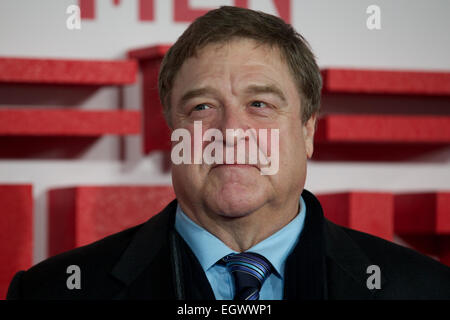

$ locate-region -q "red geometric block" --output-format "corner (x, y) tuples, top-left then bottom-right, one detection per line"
(315, 115), (450, 144)
(317, 192), (394, 241)
(48, 186), (175, 256)
(80, 0), (155, 21)
(139, 0), (155, 21)
(321, 68), (450, 96)
(438, 238), (450, 266)
(0, 184), (33, 299)
(394, 192), (450, 235)
(0, 57), (137, 85)
(128, 45), (172, 154)
(173, 0), (211, 22)
(79, 0), (95, 19)
(0, 109), (141, 136)
(394, 192), (450, 267)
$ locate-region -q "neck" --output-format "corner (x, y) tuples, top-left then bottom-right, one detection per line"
(179, 197), (300, 252)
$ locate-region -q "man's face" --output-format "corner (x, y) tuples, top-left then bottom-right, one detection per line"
(170, 38), (316, 220)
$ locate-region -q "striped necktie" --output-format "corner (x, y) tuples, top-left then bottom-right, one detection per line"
(222, 252), (273, 300)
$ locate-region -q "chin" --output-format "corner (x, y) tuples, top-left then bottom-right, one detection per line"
(207, 183), (268, 218)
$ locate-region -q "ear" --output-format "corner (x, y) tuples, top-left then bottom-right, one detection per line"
(164, 107), (174, 130)
(302, 113), (317, 159)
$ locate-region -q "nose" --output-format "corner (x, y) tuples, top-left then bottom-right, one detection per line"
(218, 106), (250, 147)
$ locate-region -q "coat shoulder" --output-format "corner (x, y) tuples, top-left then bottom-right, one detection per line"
(7, 200), (177, 300)
(326, 220), (450, 299)
(7, 223), (141, 299)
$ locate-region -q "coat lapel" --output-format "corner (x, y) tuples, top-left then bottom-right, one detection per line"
(176, 232), (216, 300)
(324, 219), (388, 299)
(284, 189), (388, 300)
(283, 189), (327, 299)
(109, 200), (176, 299)
(109, 199), (214, 299)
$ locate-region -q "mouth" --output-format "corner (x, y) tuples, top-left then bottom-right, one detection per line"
(211, 164), (260, 170)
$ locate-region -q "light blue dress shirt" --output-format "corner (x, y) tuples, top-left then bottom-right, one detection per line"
(174, 196), (306, 300)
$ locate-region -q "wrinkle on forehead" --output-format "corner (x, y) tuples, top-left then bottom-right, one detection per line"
(195, 37), (280, 58)
(171, 37), (301, 115)
(176, 39), (287, 87)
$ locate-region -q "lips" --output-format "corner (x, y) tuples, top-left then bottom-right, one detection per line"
(211, 163), (260, 170)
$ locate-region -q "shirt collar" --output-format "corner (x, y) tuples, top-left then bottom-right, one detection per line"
(175, 196), (306, 279)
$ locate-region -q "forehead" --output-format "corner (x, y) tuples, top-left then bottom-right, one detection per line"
(196, 38), (282, 63)
(172, 38), (298, 100)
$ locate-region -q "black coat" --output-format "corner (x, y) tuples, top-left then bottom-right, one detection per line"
(7, 190), (450, 300)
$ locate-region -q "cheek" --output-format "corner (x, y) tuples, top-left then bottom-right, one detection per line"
(171, 123), (209, 165)
(280, 125), (306, 165)
(172, 163), (205, 195)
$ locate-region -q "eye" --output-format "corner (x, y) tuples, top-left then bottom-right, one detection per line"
(250, 101), (267, 108)
(193, 104), (211, 111)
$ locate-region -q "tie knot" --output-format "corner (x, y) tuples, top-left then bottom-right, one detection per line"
(222, 252), (273, 300)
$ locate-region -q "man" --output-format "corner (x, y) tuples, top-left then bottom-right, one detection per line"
(7, 6), (450, 300)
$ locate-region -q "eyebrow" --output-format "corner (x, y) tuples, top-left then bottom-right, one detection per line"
(244, 84), (287, 103)
(178, 86), (220, 108)
(178, 84), (287, 108)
